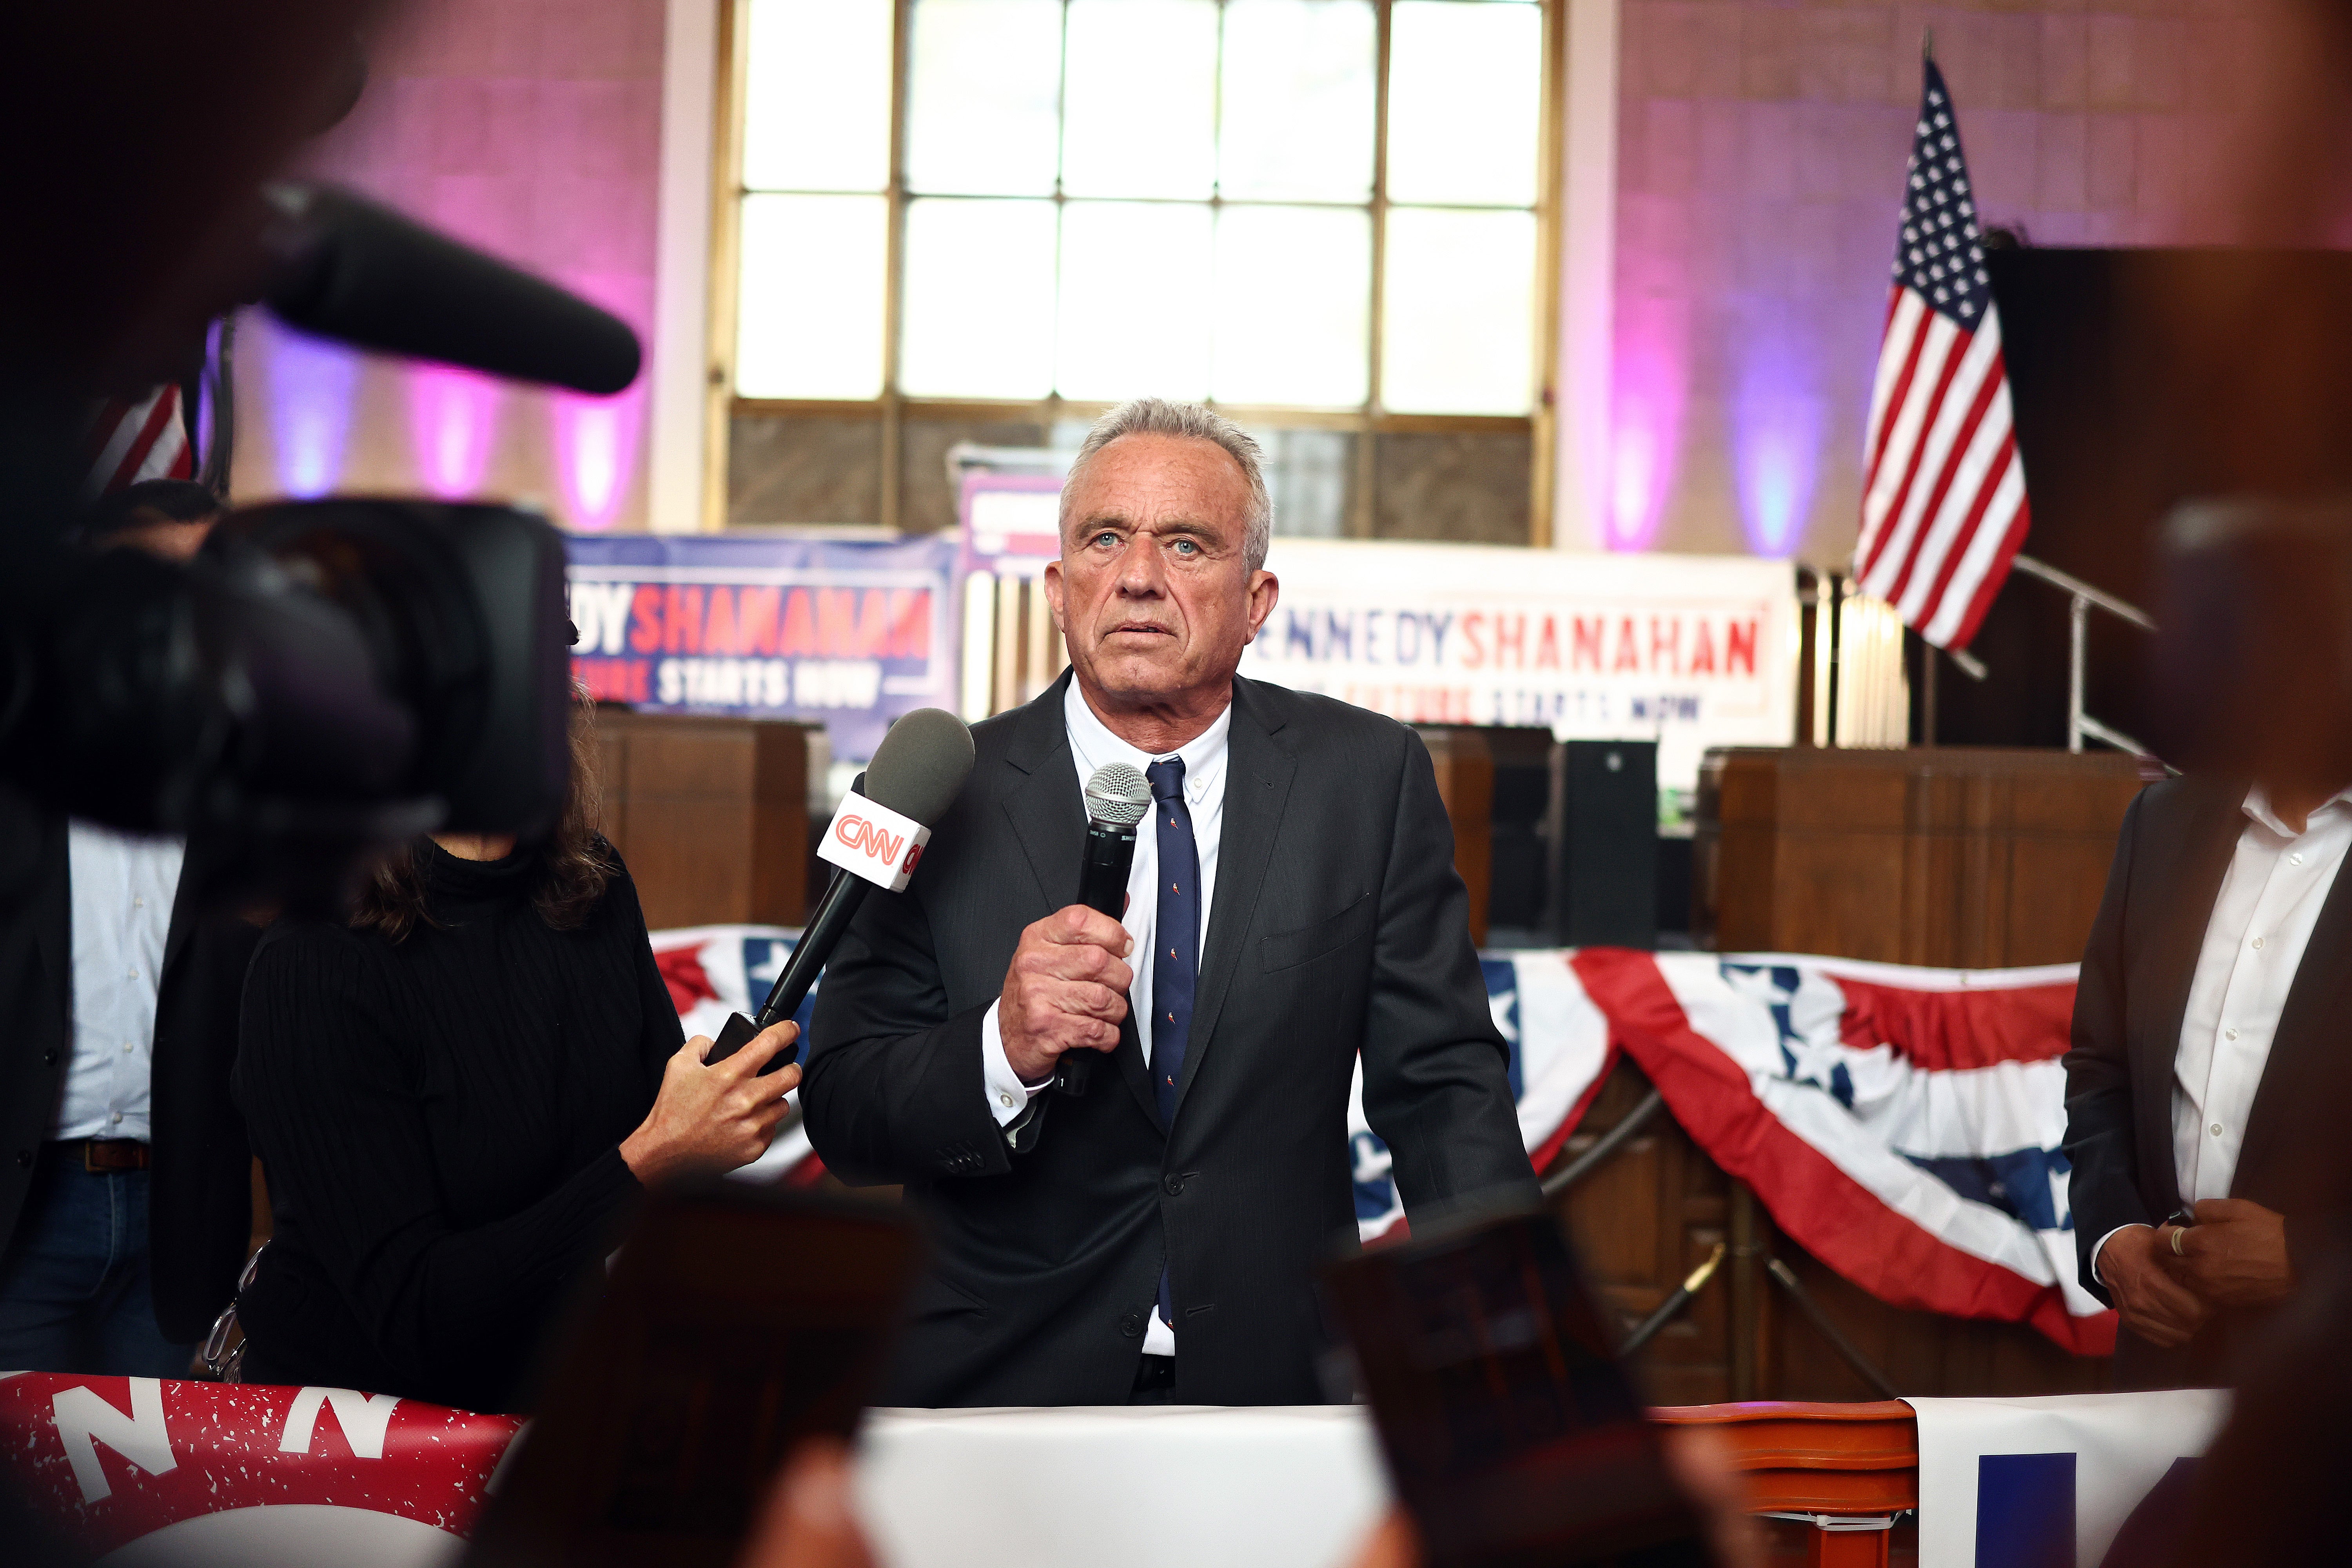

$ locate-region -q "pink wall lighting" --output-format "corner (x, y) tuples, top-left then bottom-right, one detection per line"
(555, 386), (644, 530)
(408, 367), (500, 499)
(1607, 309), (1686, 552)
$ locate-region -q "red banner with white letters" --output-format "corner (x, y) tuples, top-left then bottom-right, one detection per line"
(0, 1374), (518, 1562)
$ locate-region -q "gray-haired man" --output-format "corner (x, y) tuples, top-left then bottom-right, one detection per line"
(805, 398), (1538, 1406)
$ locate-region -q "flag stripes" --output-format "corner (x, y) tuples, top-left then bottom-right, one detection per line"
(1856, 60), (2031, 653)
(84, 383), (193, 499)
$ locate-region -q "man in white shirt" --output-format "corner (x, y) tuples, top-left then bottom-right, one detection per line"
(2064, 773), (2352, 1388)
(805, 399), (1538, 1405)
(0, 480), (260, 1376)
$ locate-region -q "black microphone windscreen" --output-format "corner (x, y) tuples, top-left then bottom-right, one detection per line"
(863, 708), (975, 827)
(262, 184), (642, 395)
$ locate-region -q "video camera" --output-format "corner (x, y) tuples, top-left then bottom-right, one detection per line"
(0, 179), (639, 908)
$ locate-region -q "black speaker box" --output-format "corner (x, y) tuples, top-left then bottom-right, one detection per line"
(1548, 740), (1657, 949)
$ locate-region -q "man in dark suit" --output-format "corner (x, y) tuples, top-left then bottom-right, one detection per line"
(0, 480), (263, 1373)
(2064, 770), (2352, 1389)
(805, 398), (1539, 1407)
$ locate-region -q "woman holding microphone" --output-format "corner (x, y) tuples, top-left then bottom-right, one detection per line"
(229, 711), (795, 1412)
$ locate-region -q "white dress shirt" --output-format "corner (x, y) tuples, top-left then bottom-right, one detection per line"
(978, 679), (1231, 1356)
(2091, 784), (2352, 1281)
(53, 821), (185, 1143)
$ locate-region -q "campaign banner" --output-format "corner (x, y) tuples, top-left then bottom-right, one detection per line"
(565, 534), (959, 763)
(1239, 541), (1799, 790)
(0, 1372), (519, 1564)
(1907, 1390), (2230, 1568)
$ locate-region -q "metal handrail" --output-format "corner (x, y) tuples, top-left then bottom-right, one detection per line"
(2008, 553), (2157, 756)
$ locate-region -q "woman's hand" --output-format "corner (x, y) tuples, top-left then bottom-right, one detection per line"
(620, 1020), (800, 1186)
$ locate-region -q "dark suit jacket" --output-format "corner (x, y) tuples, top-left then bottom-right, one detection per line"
(804, 673), (1540, 1406)
(0, 787), (264, 1343)
(2063, 775), (2352, 1389)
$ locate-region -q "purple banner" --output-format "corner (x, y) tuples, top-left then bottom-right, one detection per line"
(565, 533), (960, 762)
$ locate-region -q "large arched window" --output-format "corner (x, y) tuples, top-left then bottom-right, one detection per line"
(712, 0), (1561, 542)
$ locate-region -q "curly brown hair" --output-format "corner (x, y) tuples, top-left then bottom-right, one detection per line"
(351, 694), (617, 943)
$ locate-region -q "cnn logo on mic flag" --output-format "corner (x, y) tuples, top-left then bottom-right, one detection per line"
(819, 791), (932, 893)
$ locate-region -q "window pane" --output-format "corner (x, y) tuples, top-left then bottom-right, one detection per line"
(1062, 0), (1218, 199)
(735, 194), (888, 399)
(1386, 0), (1542, 207)
(906, 0), (1064, 196)
(741, 0), (895, 193)
(1212, 205), (1368, 407)
(1218, 1), (1376, 202)
(1056, 201), (1213, 400)
(1381, 206), (1536, 414)
(900, 198), (1058, 398)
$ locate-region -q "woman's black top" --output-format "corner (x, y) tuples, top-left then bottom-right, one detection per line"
(232, 841), (682, 1412)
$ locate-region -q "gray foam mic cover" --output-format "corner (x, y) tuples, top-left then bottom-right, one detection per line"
(862, 707), (976, 827)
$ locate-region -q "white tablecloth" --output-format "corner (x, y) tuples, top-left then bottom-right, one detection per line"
(1906, 1390), (2232, 1568)
(855, 1406), (1392, 1568)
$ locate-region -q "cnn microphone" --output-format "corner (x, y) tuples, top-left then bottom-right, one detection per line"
(1055, 762), (1152, 1097)
(705, 708), (975, 1071)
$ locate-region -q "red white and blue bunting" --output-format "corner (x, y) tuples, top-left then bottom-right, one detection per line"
(649, 929), (2109, 1354)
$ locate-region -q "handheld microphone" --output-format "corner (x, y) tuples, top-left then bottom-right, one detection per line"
(1055, 762), (1152, 1097)
(705, 708), (975, 1072)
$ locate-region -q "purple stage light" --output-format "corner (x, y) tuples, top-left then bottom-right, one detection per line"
(1733, 376), (1823, 560)
(268, 323), (359, 499)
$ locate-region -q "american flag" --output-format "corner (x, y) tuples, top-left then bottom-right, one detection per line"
(1855, 59), (2029, 652)
(83, 381), (194, 499)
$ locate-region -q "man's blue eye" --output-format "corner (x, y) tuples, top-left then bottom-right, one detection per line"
(1093, 532), (1118, 548)
(1172, 540), (1198, 555)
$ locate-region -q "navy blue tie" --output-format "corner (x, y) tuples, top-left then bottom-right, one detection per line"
(1147, 758), (1199, 1129)
(1147, 758), (1199, 1337)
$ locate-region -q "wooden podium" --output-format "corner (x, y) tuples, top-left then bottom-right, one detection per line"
(1694, 746), (2147, 967)
(1655, 1401), (1919, 1568)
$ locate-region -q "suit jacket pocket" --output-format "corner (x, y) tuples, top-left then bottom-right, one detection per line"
(1261, 892), (1376, 973)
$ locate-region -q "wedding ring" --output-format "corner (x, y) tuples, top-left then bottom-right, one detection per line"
(2170, 1226), (2187, 1256)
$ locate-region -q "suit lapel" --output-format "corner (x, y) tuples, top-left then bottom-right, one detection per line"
(160, 832), (214, 985)
(998, 675), (1083, 919)
(31, 815), (68, 1034)
(1171, 679), (1295, 1125)
(2133, 782), (2243, 1210)
(999, 673), (1156, 1123)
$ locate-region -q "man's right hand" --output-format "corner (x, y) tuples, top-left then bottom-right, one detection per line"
(2101, 1223), (2214, 1349)
(1000, 905), (1134, 1084)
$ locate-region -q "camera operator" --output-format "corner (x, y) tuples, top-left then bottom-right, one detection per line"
(226, 702), (799, 1413)
(0, 479), (261, 1379)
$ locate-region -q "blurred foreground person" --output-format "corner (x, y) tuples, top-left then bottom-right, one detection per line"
(2067, 497), (2352, 1389)
(229, 703), (799, 1411)
(0, 481), (258, 1378)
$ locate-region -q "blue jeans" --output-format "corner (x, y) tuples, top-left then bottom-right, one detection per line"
(0, 1143), (192, 1377)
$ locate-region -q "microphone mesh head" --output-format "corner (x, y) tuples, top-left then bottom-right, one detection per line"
(1083, 763), (1152, 828)
(863, 708), (976, 827)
